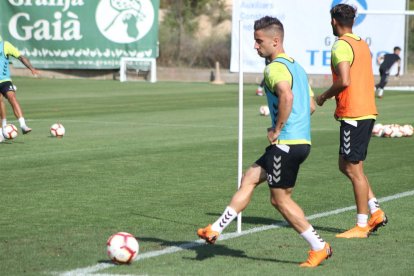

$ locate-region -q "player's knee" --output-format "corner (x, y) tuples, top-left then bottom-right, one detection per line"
(270, 196), (287, 211)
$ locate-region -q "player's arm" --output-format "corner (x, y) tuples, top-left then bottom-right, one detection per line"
(268, 81), (293, 143)
(5, 41), (39, 77)
(316, 62), (350, 106)
(395, 59), (401, 77)
(317, 40), (352, 106)
(376, 55), (384, 65)
(18, 55), (39, 76)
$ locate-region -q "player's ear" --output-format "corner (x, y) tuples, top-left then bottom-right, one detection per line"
(273, 36), (279, 47)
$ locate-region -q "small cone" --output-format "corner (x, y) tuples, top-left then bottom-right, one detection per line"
(211, 61), (225, 85)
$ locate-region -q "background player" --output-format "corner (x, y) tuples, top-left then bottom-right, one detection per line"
(198, 16), (331, 268)
(316, 4), (387, 239)
(375, 46), (401, 98)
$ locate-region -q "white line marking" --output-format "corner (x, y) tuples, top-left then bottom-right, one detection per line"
(56, 189), (414, 276)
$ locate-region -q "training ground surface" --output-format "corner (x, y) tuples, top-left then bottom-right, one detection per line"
(0, 78), (413, 275)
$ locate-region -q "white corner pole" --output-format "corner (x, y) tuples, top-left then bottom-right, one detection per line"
(237, 20), (244, 234)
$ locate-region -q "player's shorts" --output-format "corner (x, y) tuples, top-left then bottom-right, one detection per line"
(0, 81), (16, 97)
(255, 144), (310, 189)
(339, 119), (375, 162)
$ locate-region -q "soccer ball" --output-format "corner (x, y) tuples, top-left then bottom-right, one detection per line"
(50, 123), (65, 137)
(3, 124), (18, 139)
(402, 124), (413, 137)
(107, 232), (139, 264)
(259, 105), (270, 116)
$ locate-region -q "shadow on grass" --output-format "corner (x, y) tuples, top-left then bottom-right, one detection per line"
(206, 213), (345, 233)
(137, 236), (300, 265)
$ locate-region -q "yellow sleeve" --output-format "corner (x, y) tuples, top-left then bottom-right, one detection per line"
(4, 41), (21, 59)
(331, 40), (353, 68)
(264, 62), (292, 92)
(309, 85), (314, 97)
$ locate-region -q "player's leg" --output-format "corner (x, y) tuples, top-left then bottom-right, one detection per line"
(376, 70), (388, 98)
(269, 188), (332, 267)
(266, 144), (331, 267)
(5, 89), (31, 134)
(197, 164), (266, 244)
(256, 78), (265, 96)
(336, 119), (384, 238)
(0, 94), (6, 142)
(367, 176), (388, 232)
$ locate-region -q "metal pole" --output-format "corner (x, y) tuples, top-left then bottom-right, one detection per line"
(237, 20), (244, 234)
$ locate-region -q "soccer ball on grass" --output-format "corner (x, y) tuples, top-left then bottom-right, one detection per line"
(50, 123), (65, 137)
(2, 124), (18, 139)
(107, 232), (139, 264)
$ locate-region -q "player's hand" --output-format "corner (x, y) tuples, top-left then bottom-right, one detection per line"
(31, 69), (40, 77)
(316, 94), (326, 106)
(267, 128), (279, 144)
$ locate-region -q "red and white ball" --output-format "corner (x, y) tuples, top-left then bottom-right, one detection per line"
(2, 124), (18, 139)
(50, 123), (65, 137)
(107, 232), (139, 264)
(372, 123), (384, 137)
(259, 105), (270, 116)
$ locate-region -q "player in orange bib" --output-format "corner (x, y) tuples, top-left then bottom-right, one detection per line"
(316, 4), (387, 239)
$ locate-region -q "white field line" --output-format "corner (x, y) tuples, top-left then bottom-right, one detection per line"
(56, 189), (414, 276)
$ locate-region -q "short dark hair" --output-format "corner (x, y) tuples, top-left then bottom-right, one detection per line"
(330, 4), (356, 28)
(254, 16), (284, 39)
(394, 46), (401, 52)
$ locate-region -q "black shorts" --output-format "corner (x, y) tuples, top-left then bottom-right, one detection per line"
(339, 119), (375, 162)
(0, 81), (16, 97)
(255, 144), (310, 189)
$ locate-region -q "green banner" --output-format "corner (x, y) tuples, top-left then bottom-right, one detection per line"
(0, 0), (159, 69)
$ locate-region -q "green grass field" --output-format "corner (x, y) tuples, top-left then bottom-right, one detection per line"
(0, 78), (413, 275)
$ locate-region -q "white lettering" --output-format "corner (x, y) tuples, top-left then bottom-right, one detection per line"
(33, 20), (52, 40)
(8, 11), (82, 41)
(52, 12), (63, 40)
(9, 13), (32, 40)
(8, 0), (85, 11)
(8, 0), (31, 6)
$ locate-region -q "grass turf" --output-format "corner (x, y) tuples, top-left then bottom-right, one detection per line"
(0, 78), (413, 275)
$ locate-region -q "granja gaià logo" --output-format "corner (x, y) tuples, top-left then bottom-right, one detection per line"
(7, 0), (85, 41)
(95, 0), (155, 44)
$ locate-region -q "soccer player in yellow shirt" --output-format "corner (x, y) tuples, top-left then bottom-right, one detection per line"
(317, 4), (387, 238)
(0, 35), (39, 138)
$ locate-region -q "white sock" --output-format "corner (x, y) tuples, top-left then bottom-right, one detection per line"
(368, 198), (380, 214)
(2, 119), (6, 128)
(300, 226), (326, 251)
(357, 214), (368, 227)
(211, 206), (237, 234)
(377, 88), (384, 97)
(18, 117), (26, 128)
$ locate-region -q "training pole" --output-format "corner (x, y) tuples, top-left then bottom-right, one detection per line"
(237, 20), (244, 233)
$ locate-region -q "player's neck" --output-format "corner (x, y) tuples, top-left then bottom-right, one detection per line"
(337, 27), (353, 38)
(270, 48), (285, 60)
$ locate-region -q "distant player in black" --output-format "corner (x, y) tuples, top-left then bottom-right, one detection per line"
(375, 46), (401, 98)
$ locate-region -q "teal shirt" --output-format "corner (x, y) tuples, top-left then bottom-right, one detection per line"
(264, 56), (311, 144)
(0, 41), (21, 82)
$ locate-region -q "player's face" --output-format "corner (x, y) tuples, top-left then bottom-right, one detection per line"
(254, 29), (275, 59)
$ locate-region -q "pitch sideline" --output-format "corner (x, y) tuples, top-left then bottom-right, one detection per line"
(56, 189), (414, 276)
